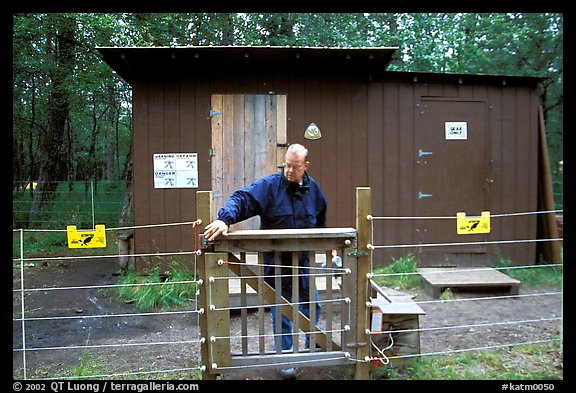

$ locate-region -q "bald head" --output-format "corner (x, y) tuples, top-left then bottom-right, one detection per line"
(283, 144), (310, 183)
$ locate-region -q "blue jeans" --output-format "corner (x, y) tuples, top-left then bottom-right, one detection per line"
(264, 251), (321, 351)
(270, 290), (322, 351)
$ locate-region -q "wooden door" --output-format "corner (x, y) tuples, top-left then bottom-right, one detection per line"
(210, 94), (287, 230)
(415, 98), (490, 266)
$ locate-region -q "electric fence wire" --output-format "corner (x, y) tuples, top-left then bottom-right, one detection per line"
(12, 208), (563, 379)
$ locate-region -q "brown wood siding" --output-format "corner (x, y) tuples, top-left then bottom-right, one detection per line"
(367, 77), (539, 266)
(131, 69), (540, 270)
(178, 78), (198, 252)
(132, 79), (151, 262)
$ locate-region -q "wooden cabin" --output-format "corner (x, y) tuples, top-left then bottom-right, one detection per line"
(98, 46), (546, 270)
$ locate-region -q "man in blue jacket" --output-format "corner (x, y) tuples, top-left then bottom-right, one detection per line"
(204, 143), (327, 380)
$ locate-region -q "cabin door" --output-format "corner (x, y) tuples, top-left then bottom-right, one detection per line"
(210, 94), (288, 230)
(414, 97), (491, 266)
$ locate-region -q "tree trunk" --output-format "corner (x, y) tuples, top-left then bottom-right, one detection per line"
(29, 15), (76, 226)
(120, 145), (133, 226)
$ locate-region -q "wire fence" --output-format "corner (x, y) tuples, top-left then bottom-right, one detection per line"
(12, 181), (130, 230)
(12, 191), (563, 380)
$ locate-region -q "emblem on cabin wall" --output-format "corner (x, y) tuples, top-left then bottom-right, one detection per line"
(304, 123), (322, 140)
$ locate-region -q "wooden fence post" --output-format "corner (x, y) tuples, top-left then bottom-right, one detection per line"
(354, 187), (372, 380)
(204, 252), (231, 371)
(195, 191), (217, 380)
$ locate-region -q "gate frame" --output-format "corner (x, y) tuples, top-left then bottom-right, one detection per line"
(195, 187), (372, 380)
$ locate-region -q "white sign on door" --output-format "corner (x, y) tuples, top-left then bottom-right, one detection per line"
(445, 122), (468, 140)
(153, 153), (198, 188)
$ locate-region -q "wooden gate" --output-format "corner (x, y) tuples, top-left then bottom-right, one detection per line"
(195, 188), (373, 379)
(210, 94), (288, 231)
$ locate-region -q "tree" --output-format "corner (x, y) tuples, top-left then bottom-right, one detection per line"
(12, 13), (563, 227)
(29, 14), (77, 224)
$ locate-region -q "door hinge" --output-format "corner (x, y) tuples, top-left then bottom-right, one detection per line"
(210, 148), (216, 157)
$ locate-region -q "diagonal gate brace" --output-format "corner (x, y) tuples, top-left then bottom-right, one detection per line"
(226, 253), (341, 351)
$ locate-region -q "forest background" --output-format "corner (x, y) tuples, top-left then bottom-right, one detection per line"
(12, 13), (563, 227)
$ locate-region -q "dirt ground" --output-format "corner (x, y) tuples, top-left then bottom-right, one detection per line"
(13, 256), (563, 380)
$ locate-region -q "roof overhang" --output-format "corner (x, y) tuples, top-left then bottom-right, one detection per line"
(97, 45), (399, 85)
(376, 70), (543, 88)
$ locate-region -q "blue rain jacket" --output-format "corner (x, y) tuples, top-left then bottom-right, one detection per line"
(216, 171), (327, 300)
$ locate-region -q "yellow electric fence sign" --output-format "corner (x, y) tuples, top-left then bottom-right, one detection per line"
(457, 211), (490, 235)
(67, 225), (107, 248)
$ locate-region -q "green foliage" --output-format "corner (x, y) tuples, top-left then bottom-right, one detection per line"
(117, 261), (197, 311)
(372, 254), (421, 291)
(439, 287), (455, 301)
(12, 181), (128, 230)
(496, 259), (563, 288)
(13, 13), (562, 196)
(374, 341), (563, 380)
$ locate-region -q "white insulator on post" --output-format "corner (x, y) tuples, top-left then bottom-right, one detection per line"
(367, 214), (373, 221)
(209, 304), (216, 310)
(212, 363), (218, 370)
(209, 276), (215, 283)
(367, 244), (374, 250)
(345, 239), (351, 246)
(198, 308), (205, 314)
(197, 279), (203, 286)
(217, 259), (224, 265)
(210, 336), (216, 343)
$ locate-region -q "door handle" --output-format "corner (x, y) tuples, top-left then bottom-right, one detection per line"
(418, 192), (433, 199)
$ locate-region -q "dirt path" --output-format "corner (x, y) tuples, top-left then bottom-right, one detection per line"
(13, 257), (562, 380)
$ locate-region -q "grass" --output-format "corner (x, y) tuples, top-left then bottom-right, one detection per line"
(371, 253), (421, 291)
(373, 341), (563, 380)
(497, 259), (563, 288)
(371, 253), (563, 293)
(116, 261), (197, 311)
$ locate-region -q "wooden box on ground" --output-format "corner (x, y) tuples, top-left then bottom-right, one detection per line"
(370, 292), (425, 367)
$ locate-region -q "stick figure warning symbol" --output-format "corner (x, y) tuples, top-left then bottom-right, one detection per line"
(67, 225), (107, 248)
(457, 211), (490, 235)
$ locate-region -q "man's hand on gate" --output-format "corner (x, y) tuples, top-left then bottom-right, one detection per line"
(203, 219), (229, 242)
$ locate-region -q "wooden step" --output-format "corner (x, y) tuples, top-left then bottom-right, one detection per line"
(418, 267), (521, 298)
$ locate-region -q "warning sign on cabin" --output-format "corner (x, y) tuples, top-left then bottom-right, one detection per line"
(67, 225), (107, 248)
(456, 211), (490, 234)
(153, 153), (198, 188)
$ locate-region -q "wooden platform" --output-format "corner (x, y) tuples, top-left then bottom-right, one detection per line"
(418, 267), (521, 298)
